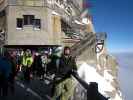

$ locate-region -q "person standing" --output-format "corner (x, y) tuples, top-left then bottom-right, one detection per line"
(22, 49), (33, 82)
(8, 50), (17, 95)
(32, 52), (41, 77)
(0, 51), (12, 99)
(40, 52), (49, 79)
(52, 46), (77, 100)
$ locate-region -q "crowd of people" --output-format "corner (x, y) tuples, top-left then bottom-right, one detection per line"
(0, 46), (78, 100)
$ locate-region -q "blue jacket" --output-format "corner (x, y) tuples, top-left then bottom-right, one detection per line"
(0, 56), (12, 78)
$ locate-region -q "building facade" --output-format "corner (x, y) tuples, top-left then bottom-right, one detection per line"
(0, 0), (96, 61)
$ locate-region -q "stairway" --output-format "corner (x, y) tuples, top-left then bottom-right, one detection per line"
(71, 32), (96, 57)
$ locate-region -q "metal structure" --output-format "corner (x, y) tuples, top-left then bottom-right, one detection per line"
(95, 32), (107, 53)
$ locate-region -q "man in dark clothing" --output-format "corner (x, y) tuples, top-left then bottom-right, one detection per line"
(59, 54), (77, 76)
(32, 52), (41, 76)
(0, 51), (12, 98)
(8, 51), (17, 95)
(52, 46), (77, 100)
(47, 54), (60, 75)
(33, 53), (42, 78)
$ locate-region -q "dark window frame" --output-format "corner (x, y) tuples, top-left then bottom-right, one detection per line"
(33, 19), (41, 30)
(23, 15), (34, 25)
(16, 15), (41, 30)
(16, 18), (23, 29)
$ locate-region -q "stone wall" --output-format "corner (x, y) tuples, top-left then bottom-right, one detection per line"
(6, 5), (63, 45)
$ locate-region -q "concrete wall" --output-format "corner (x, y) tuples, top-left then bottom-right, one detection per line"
(52, 15), (63, 45)
(6, 5), (62, 45)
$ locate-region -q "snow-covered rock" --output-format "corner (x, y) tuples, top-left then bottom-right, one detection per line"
(77, 62), (123, 100)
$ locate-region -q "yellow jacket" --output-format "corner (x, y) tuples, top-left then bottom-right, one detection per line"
(22, 56), (33, 67)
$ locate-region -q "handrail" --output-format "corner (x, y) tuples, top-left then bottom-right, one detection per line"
(71, 72), (108, 100)
(70, 33), (96, 57)
(53, 72), (109, 100)
(71, 33), (94, 50)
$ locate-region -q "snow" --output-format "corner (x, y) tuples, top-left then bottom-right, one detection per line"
(52, 11), (60, 16)
(82, 18), (91, 24)
(113, 94), (123, 100)
(74, 20), (84, 25)
(77, 62), (122, 100)
(108, 92), (123, 100)
(104, 70), (114, 82)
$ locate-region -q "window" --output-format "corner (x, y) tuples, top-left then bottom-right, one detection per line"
(23, 15), (34, 25)
(16, 15), (41, 30)
(17, 18), (23, 29)
(34, 19), (41, 30)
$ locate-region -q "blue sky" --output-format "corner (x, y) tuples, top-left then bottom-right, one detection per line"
(88, 0), (133, 53)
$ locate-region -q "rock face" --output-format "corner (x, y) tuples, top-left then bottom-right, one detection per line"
(75, 45), (123, 100)
(77, 60), (122, 100)
(96, 52), (123, 100)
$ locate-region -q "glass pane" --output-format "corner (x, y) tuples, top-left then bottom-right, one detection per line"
(34, 19), (41, 29)
(23, 15), (34, 25)
(17, 18), (23, 28)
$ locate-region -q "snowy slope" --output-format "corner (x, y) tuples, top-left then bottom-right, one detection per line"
(77, 62), (123, 100)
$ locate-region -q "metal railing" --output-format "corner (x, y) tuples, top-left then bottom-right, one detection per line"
(71, 32), (94, 50)
(71, 72), (108, 100)
(71, 33), (96, 57)
(72, 74), (88, 100)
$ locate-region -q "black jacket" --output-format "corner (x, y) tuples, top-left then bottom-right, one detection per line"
(47, 55), (60, 74)
(58, 55), (77, 77)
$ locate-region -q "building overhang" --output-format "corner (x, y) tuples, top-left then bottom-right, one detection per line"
(4, 45), (61, 49)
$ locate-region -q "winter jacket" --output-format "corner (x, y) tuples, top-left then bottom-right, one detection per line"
(22, 56), (33, 67)
(58, 55), (77, 77)
(0, 56), (12, 78)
